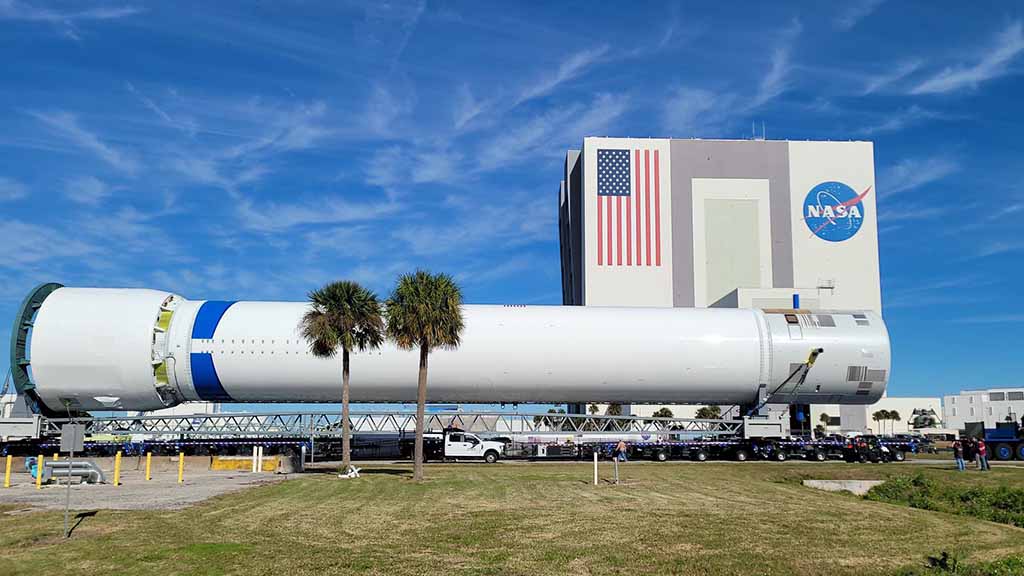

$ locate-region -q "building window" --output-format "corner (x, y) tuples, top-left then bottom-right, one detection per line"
(969, 396), (974, 404)
(951, 397), (957, 404)
(988, 407), (993, 416)
(952, 407), (957, 416)
(969, 407), (975, 417)
(990, 392), (1006, 401)
(1008, 391), (1024, 401)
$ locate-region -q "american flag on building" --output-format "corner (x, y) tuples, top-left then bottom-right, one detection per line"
(596, 148), (662, 267)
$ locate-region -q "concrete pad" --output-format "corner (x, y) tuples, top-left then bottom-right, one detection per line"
(0, 469), (289, 511)
(803, 479), (884, 496)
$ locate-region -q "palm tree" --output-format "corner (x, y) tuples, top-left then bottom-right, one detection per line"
(888, 410), (901, 436)
(695, 405), (721, 420)
(300, 281), (384, 474)
(384, 270), (465, 482)
(872, 410), (889, 435)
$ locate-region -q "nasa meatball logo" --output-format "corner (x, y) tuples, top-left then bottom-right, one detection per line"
(803, 181), (871, 242)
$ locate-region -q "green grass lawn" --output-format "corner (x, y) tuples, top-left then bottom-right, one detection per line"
(2, 462), (1023, 576)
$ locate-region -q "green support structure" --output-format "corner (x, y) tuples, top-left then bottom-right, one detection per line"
(8, 282), (63, 415)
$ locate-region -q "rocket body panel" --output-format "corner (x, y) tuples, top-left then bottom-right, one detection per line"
(29, 288), (174, 412)
(195, 304), (766, 405)
(21, 287), (891, 413)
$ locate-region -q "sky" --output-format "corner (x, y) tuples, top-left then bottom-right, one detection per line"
(0, 1), (1022, 401)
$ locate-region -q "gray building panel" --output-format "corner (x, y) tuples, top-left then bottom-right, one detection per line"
(668, 140), (793, 306)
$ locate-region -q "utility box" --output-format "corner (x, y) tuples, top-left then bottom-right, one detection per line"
(0, 415), (41, 441)
(59, 423), (86, 453)
(743, 416), (786, 439)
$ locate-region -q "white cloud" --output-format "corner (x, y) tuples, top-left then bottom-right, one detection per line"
(0, 220), (100, 267)
(835, 0), (886, 30)
(453, 84), (485, 130)
(0, 1), (141, 22)
(567, 93), (629, 138)
(880, 156), (959, 196)
(0, 1), (142, 40)
(236, 196), (401, 233)
(63, 176), (111, 205)
(477, 106), (577, 171)
(0, 177), (27, 201)
(515, 45), (609, 106)
(953, 314), (1024, 324)
(366, 145), (465, 187)
(363, 84), (413, 137)
(30, 111), (139, 174)
(858, 105), (939, 135)
(861, 60), (923, 95)
(752, 19), (802, 108)
(972, 240), (1024, 259)
(663, 88), (736, 136)
(912, 21), (1024, 94)
(393, 194), (553, 257)
(475, 93), (627, 172)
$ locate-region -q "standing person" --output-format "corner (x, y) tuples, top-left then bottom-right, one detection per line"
(615, 440), (628, 462)
(953, 440), (965, 471)
(977, 439), (990, 471)
(963, 439), (976, 468)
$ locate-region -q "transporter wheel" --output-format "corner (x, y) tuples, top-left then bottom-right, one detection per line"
(994, 443), (1013, 461)
(773, 451), (787, 462)
(693, 450), (708, 462)
(484, 450), (499, 464)
(892, 450), (906, 462)
(734, 449), (749, 462)
(654, 450), (669, 462)
(812, 450), (826, 462)
(1017, 443), (1024, 461)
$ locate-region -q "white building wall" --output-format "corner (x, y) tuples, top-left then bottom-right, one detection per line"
(787, 141), (881, 313)
(943, 389), (1024, 430)
(582, 137), (674, 306)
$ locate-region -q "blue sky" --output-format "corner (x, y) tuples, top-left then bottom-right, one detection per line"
(0, 1), (1022, 400)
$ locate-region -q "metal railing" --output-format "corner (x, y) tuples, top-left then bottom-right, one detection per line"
(40, 411), (745, 439)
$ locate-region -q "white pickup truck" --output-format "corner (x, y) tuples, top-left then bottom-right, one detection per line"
(421, 430), (505, 463)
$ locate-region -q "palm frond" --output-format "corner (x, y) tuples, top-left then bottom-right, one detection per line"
(298, 280), (384, 356)
(384, 270), (465, 352)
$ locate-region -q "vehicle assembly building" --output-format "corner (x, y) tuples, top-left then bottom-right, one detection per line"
(558, 137), (880, 312)
(11, 284), (888, 414)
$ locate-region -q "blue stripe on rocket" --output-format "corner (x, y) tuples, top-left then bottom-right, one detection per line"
(190, 300), (237, 401)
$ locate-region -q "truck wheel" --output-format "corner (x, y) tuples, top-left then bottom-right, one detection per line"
(654, 450), (668, 462)
(484, 450), (499, 464)
(994, 443), (1013, 461)
(734, 449), (749, 462)
(693, 450), (708, 462)
(773, 451), (787, 462)
(1017, 444), (1024, 461)
(892, 450), (906, 462)
(812, 450), (826, 462)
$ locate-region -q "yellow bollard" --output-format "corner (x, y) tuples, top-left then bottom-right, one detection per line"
(145, 453), (152, 481)
(53, 453), (59, 462)
(4, 455), (12, 488)
(177, 452), (184, 483)
(113, 451), (122, 486)
(36, 454), (43, 489)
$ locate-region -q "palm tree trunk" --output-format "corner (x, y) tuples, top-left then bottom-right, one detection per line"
(413, 344), (429, 482)
(342, 348), (351, 471)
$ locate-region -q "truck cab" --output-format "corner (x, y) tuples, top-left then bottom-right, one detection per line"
(413, 429), (505, 463)
(443, 431), (504, 463)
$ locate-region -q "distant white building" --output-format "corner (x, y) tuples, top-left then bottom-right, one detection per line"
(943, 388), (1024, 430)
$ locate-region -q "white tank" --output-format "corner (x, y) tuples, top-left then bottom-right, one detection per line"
(20, 287), (890, 413)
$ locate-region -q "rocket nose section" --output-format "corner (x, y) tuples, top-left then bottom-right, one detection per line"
(25, 287), (187, 413)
